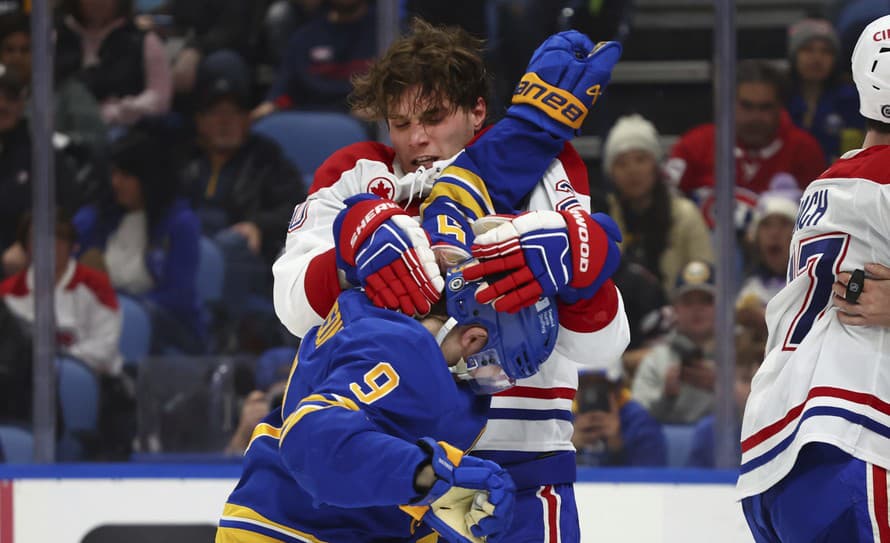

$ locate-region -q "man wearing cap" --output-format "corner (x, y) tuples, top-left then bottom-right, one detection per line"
(180, 51), (305, 316)
(738, 15), (890, 542)
(630, 261), (716, 425)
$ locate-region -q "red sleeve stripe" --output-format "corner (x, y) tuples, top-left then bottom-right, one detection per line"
(305, 248), (343, 320)
(557, 279), (618, 333)
(495, 386), (576, 400)
(68, 264), (119, 310)
(557, 142), (590, 196)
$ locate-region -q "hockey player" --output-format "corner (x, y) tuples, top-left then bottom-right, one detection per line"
(217, 258), (560, 543)
(738, 15), (890, 542)
(272, 21), (629, 541)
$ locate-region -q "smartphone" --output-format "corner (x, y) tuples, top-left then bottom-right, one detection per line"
(577, 374), (611, 413)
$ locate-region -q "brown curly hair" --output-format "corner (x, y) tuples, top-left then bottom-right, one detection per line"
(350, 18), (490, 120)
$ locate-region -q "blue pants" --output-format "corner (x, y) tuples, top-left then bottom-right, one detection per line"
(743, 442), (890, 542)
(506, 483), (580, 543)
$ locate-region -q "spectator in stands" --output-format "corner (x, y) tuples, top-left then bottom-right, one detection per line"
(632, 261), (716, 425)
(787, 18), (863, 162)
(251, 0), (375, 119)
(1, 209), (123, 376)
(612, 260), (672, 381)
(573, 367), (667, 468)
(604, 114), (714, 293)
(687, 324), (764, 468)
(0, 11), (107, 153)
(736, 177), (801, 331)
(666, 60), (825, 228)
(831, 0), (890, 76)
(0, 69), (79, 278)
(56, 0), (172, 130)
(225, 346), (295, 455)
(181, 51), (305, 284)
(155, 0), (270, 95)
(74, 123), (205, 355)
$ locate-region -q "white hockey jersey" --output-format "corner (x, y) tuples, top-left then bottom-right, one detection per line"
(272, 139), (630, 482)
(737, 145), (890, 498)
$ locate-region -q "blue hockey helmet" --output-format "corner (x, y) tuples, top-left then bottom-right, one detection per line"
(436, 261), (559, 394)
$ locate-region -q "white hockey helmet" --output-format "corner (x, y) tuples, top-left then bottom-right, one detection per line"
(852, 15), (890, 122)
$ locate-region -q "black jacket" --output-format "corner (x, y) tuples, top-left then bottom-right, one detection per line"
(181, 133), (306, 264)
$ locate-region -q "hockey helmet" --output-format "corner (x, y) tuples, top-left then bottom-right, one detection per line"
(435, 260), (559, 394)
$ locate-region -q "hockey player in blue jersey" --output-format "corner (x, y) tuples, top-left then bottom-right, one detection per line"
(217, 246), (560, 543)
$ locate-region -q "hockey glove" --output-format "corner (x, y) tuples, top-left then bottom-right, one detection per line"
(464, 209), (622, 313)
(405, 438), (515, 543)
(508, 31), (622, 140)
(332, 194), (444, 315)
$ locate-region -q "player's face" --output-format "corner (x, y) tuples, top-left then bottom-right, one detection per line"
(423, 319), (489, 367)
(195, 98), (250, 154)
(756, 214), (794, 275)
(673, 290), (715, 341)
(735, 82), (781, 148)
(387, 85), (486, 173)
(610, 149), (659, 202)
(795, 39), (835, 84)
(0, 32), (30, 84)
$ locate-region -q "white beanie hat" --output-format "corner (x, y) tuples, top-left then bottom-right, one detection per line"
(602, 114), (663, 174)
(851, 15), (890, 122)
(748, 173), (802, 239)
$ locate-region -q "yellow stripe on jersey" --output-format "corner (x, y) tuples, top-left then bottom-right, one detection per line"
(245, 423), (282, 453)
(420, 165), (495, 220)
(219, 503), (330, 543)
(315, 302), (343, 347)
(300, 393), (360, 411)
(279, 394), (360, 442)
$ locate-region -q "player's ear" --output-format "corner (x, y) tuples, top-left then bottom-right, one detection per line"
(470, 97), (486, 131)
(460, 325), (488, 357)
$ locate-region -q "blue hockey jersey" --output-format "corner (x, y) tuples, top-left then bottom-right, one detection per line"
(218, 289), (490, 542)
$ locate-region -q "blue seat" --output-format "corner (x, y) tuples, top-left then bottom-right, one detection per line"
(662, 424), (698, 467)
(56, 356), (100, 461)
(252, 111), (368, 181)
(118, 294), (151, 366)
(198, 237), (225, 305)
(0, 425), (33, 463)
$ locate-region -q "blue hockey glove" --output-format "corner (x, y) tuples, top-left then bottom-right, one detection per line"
(405, 438), (515, 543)
(332, 194), (443, 315)
(464, 210), (622, 313)
(508, 31), (622, 140)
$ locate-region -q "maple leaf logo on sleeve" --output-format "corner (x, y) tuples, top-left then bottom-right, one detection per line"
(367, 177), (395, 200)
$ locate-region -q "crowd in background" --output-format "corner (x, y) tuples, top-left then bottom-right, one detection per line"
(0, 0), (882, 465)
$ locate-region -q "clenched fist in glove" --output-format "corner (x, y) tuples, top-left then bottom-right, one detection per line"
(405, 438), (515, 543)
(464, 209), (622, 313)
(508, 31), (622, 140)
(332, 194), (444, 315)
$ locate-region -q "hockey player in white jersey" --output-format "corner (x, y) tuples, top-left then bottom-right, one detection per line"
(273, 22), (629, 542)
(738, 15), (890, 542)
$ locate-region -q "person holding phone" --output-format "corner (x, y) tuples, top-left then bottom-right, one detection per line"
(572, 367), (666, 467)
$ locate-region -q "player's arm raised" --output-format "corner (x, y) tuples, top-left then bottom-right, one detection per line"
(421, 31), (621, 252)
